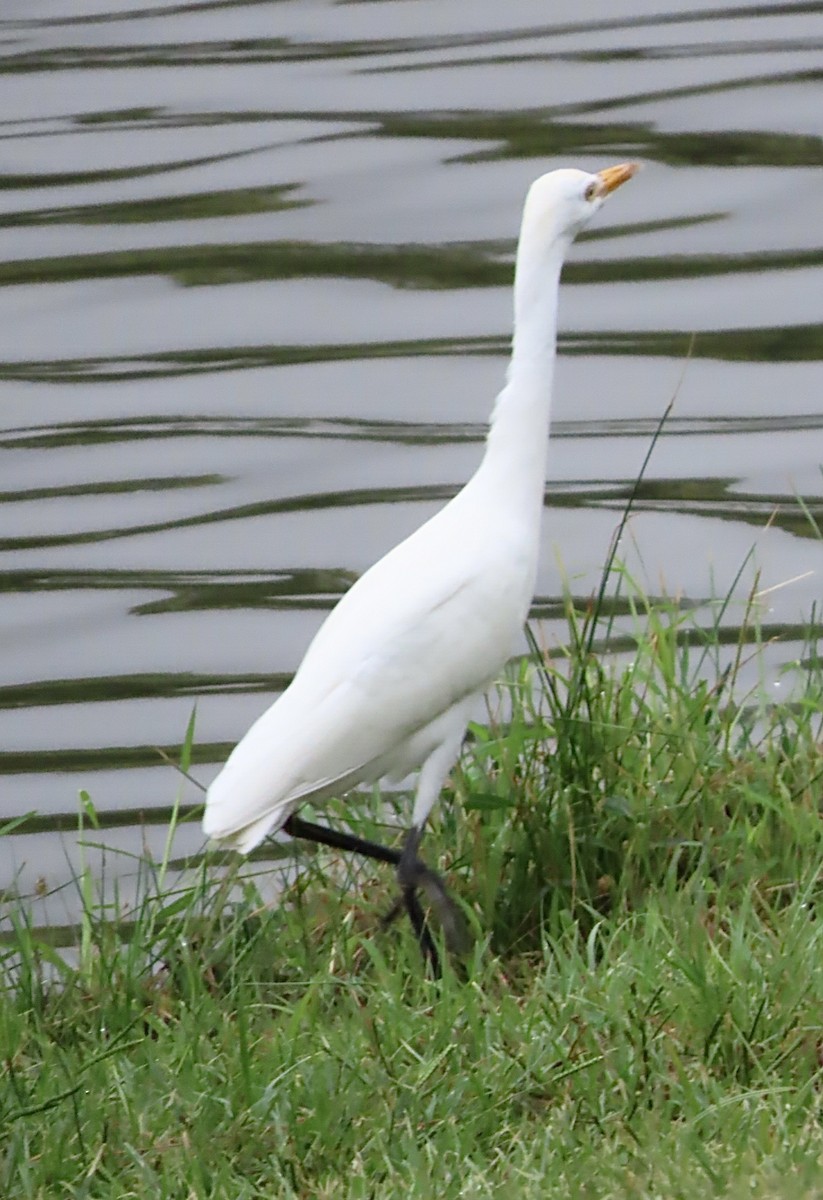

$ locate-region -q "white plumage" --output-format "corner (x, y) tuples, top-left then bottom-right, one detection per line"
(203, 163), (638, 860)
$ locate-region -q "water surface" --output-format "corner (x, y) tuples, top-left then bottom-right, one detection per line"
(2, 0), (822, 929)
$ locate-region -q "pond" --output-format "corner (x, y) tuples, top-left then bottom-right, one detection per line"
(2, 0), (822, 932)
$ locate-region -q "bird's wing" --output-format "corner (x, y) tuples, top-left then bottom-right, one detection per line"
(204, 521), (529, 848)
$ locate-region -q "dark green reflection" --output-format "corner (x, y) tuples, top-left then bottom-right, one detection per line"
(547, 477), (823, 542)
(4, 104), (822, 199)
(13, 0), (280, 33)
(0, 337), (506, 385)
(2, 324), (822, 388)
(564, 325), (823, 363)
(0, 414), (481, 452)
(0, 184), (310, 228)
(0, 741), (230, 776)
(2, 237), (821, 290)
(0, 672), (290, 711)
(0, 475), (221, 503)
(0, 239), (510, 289)
(380, 109), (823, 169)
(5, 411), (823, 456)
(0, 473), (821, 554)
(0, 802), (202, 839)
(0, 484), (456, 552)
(5, 6), (822, 74)
(0, 142), (271, 191)
(0, 566), (356, 610)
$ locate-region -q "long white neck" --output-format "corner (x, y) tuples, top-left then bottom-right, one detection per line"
(473, 210), (570, 514)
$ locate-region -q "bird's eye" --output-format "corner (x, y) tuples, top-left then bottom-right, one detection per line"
(584, 181), (599, 201)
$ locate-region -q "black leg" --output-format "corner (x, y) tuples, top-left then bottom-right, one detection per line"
(282, 813), (464, 968)
(398, 827), (471, 957)
(380, 883), (442, 977)
(283, 813), (402, 866)
(402, 887), (442, 977)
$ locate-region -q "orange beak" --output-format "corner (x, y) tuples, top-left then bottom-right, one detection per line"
(596, 161), (641, 196)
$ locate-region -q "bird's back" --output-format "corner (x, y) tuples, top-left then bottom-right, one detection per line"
(203, 483), (537, 850)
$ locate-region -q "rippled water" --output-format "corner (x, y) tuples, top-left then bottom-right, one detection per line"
(2, 0), (822, 928)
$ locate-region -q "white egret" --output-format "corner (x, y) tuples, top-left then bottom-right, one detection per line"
(203, 162), (639, 969)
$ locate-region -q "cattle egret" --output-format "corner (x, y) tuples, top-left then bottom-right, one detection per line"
(204, 162), (639, 970)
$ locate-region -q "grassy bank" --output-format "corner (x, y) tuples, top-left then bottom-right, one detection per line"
(2, 585), (823, 1199)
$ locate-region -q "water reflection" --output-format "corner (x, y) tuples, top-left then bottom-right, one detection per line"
(4, 322), (823, 393)
(1, 0), (822, 922)
(3, 237), (823, 290)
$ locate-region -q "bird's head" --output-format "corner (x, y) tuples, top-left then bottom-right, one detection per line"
(522, 162), (640, 249)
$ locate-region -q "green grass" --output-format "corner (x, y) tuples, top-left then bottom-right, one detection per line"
(3, 580), (823, 1198)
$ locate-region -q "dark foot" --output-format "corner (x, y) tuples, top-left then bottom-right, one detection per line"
(283, 813), (470, 970)
(381, 887), (442, 976)
(395, 828), (472, 958)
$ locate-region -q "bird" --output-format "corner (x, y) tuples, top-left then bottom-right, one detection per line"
(203, 162), (639, 971)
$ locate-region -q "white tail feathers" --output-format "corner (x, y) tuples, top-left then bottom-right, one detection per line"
(204, 805), (287, 855)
